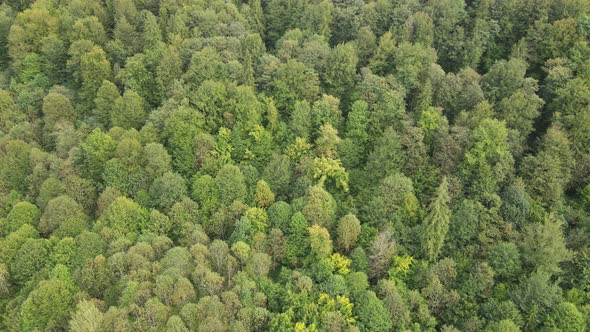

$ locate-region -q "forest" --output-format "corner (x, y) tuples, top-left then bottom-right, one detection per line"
(0, 0), (590, 331)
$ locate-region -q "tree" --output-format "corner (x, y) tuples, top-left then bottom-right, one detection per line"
(365, 126), (403, 184)
(377, 279), (412, 330)
(485, 320), (520, 332)
(75, 129), (116, 184)
(421, 177), (451, 261)
(0, 89), (25, 134)
(117, 53), (160, 107)
(302, 185), (337, 229)
(262, 153), (292, 198)
(512, 271), (562, 330)
(69, 300), (104, 332)
(286, 212), (309, 265)
(481, 58), (532, 103)
(111, 89), (146, 129)
(166, 315), (189, 332)
(324, 43), (358, 101)
(290, 100), (312, 140)
(157, 45), (182, 99)
(11, 238), (49, 285)
(368, 229), (396, 280)
(340, 100), (369, 168)
(366, 173), (418, 236)
(8, 7), (58, 66)
(461, 119), (514, 197)
(336, 214), (361, 252)
(487, 242), (521, 281)
(150, 172), (187, 212)
(0, 224), (38, 267)
(247, 252), (272, 278)
(144, 143), (173, 184)
(269, 59), (320, 112)
(315, 123), (341, 159)
(93, 80), (120, 128)
(19, 265), (77, 331)
(391, 42), (437, 92)
(0, 7), (14, 68)
(98, 196), (149, 236)
(267, 201), (292, 230)
(0, 263), (9, 296)
(543, 302), (585, 332)
(39, 195), (88, 237)
(215, 164), (247, 206)
(79, 46), (111, 113)
(521, 126), (573, 208)
(255, 180), (275, 208)
(192, 174), (219, 219)
(0, 140), (32, 193)
(521, 213), (572, 274)
(353, 290), (393, 332)
(4, 201), (40, 235)
(42, 92), (75, 146)
(309, 224), (333, 259)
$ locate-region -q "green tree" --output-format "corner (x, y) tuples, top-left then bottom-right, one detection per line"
(270, 59), (320, 113)
(543, 302), (585, 332)
(19, 265), (77, 331)
(336, 213), (361, 252)
(157, 45), (182, 99)
(309, 224), (333, 259)
(366, 173), (418, 236)
(521, 126), (573, 208)
(421, 177), (451, 261)
(98, 196), (149, 236)
(255, 180), (275, 208)
(8, 7), (58, 67)
(324, 43), (358, 101)
(4, 201), (40, 235)
(192, 174), (219, 219)
(0, 140), (32, 193)
(75, 129), (116, 184)
(461, 119), (514, 197)
(512, 271), (561, 330)
(150, 172), (187, 212)
(485, 320), (520, 332)
(286, 212), (309, 265)
(39, 195), (88, 238)
(41, 92), (75, 147)
(302, 185), (337, 229)
(11, 238), (50, 285)
(117, 53), (160, 107)
(93, 80), (120, 128)
(354, 290), (393, 332)
(79, 46), (111, 113)
(166, 315), (189, 332)
(290, 100), (312, 140)
(521, 213), (572, 274)
(487, 242), (521, 281)
(111, 89), (146, 129)
(69, 300), (104, 332)
(365, 126), (403, 183)
(0, 89), (25, 134)
(215, 164), (247, 206)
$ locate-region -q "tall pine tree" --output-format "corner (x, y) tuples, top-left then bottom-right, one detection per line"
(422, 177), (451, 261)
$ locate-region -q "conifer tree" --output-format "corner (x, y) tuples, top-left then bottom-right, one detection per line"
(422, 176), (451, 261)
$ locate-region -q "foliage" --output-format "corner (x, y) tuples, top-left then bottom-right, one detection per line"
(0, 1), (587, 331)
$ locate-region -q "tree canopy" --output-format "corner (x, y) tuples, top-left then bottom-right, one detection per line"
(0, 0), (589, 331)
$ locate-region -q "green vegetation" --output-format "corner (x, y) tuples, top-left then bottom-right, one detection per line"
(1, 0), (590, 331)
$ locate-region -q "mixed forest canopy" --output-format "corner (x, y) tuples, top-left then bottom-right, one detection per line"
(1, 0), (590, 331)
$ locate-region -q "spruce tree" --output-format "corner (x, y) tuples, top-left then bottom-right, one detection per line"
(422, 177), (451, 261)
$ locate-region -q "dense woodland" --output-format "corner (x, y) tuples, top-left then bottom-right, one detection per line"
(1, 0), (590, 331)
